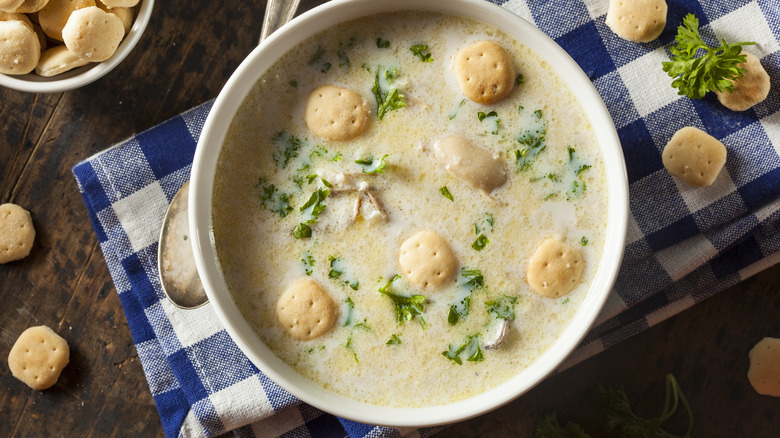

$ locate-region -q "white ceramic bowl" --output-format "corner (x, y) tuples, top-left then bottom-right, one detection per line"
(190, 0), (628, 427)
(0, 0), (154, 93)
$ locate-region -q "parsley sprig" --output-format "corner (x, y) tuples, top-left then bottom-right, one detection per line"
(662, 13), (755, 99)
(378, 275), (427, 328)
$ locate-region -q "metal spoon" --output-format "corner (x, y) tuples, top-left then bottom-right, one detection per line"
(158, 0), (302, 309)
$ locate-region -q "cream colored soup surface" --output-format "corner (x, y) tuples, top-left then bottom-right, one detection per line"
(213, 11), (607, 408)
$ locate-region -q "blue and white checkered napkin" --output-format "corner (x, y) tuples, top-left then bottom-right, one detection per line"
(72, 0), (780, 436)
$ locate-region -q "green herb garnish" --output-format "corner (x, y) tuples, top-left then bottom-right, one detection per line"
(256, 178), (293, 217)
(515, 73), (524, 87)
(328, 256), (342, 279)
(301, 251), (315, 275)
(376, 38), (390, 48)
(378, 275), (426, 327)
(355, 154), (388, 174)
(337, 49), (350, 69)
(344, 335), (358, 363)
(662, 13), (756, 99)
(299, 187), (329, 223)
(386, 334), (401, 345)
(372, 68), (406, 120)
(410, 44), (433, 62)
(472, 234), (490, 251)
(293, 223), (312, 239)
(581, 236), (588, 246)
(448, 268), (484, 325)
(271, 131), (303, 169)
(343, 297), (355, 327)
(485, 294), (519, 321)
(442, 334), (484, 365)
(440, 186), (454, 201)
(308, 46), (325, 65)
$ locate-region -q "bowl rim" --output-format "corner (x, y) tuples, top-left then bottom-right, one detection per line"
(0, 0), (154, 93)
(190, 0), (628, 427)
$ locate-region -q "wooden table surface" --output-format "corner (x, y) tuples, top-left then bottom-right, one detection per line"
(1, 1), (778, 437)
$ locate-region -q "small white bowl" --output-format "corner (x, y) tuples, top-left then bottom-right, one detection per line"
(190, 0), (629, 428)
(0, 0), (153, 93)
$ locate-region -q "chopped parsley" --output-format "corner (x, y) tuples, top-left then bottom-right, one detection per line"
(515, 109), (547, 171)
(472, 234), (490, 251)
(448, 99), (466, 120)
(447, 268), (484, 325)
(355, 154), (388, 174)
(300, 188), (329, 223)
(515, 73), (524, 87)
(442, 334), (484, 365)
(328, 256), (343, 279)
(378, 275), (427, 328)
(343, 297), (355, 327)
(475, 213), (494, 235)
(344, 335), (358, 363)
(410, 44), (434, 62)
(337, 49), (350, 69)
(271, 131), (303, 169)
(440, 186), (454, 201)
(293, 223), (312, 239)
(386, 334), (401, 345)
(372, 68), (406, 120)
(332, 151), (343, 162)
(256, 178), (293, 217)
(376, 38), (390, 48)
(534, 109), (543, 118)
(485, 294), (519, 321)
(308, 46), (325, 65)
(581, 236), (589, 246)
(478, 111), (500, 135)
(301, 251), (315, 275)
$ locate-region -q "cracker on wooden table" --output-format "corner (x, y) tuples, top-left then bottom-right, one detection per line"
(453, 40), (516, 105)
(0, 19), (40, 74)
(526, 236), (584, 298)
(715, 52), (771, 112)
(399, 230), (458, 290)
(433, 135), (507, 195)
(305, 85), (369, 141)
(662, 126), (727, 187)
(277, 278), (338, 341)
(748, 337), (780, 397)
(605, 0), (667, 43)
(8, 326), (70, 390)
(62, 6), (123, 61)
(0, 203), (36, 263)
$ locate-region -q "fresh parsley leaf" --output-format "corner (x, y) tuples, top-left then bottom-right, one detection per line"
(515, 112), (547, 171)
(355, 154), (389, 174)
(332, 151), (343, 162)
(448, 99), (466, 120)
(378, 275), (427, 327)
(343, 297), (355, 327)
(328, 256), (342, 279)
(475, 213), (494, 235)
(477, 111), (497, 122)
(581, 236), (588, 246)
(272, 132), (303, 169)
(376, 38), (390, 48)
(662, 13), (755, 99)
(485, 294), (519, 321)
(534, 109), (543, 118)
(372, 68), (407, 120)
(308, 46), (325, 65)
(337, 49), (350, 69)
(440, 186), (454, 201)
(472, 234), (490, 251)
(293, 223), (312, 239)
(256, 178), (293, 217)
(477, 111), (501, 134)
(344, 335), (358, 363)
(386, 334), (401, 345)
(410, 44), (433, 62)
(320, 178), (333, 188)
(442, 334), (484, 365)
(299, 188), (329, 223)
(515, 73), (524, 87)
(301, 251), (315, 275)
(448, 268), (483, 325)
(348, 280), (360, 291)
(596, 374), (693, 438)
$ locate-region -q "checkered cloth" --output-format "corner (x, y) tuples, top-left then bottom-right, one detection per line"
(72, 0), (780, 436)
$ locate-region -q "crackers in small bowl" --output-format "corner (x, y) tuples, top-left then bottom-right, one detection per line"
(0, 0), (153, 93)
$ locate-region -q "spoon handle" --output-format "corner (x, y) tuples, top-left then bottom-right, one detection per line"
(260, 0), (302, 43)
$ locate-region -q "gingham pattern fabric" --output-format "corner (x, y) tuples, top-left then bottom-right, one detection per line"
(72, 0), (780, 436)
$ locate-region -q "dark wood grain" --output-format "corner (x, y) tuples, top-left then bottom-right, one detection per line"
(0, 1), (778, 437)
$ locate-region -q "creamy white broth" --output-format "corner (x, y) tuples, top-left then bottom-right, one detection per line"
(212, 12), (607, 407)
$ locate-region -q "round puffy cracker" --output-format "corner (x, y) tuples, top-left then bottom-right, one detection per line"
(276, 278), (338, 341)
(399, 230), (458, 290)
(0, 203), (36, 263)
(13, 0), (50, 14)
(0, 10), (33, 27)
(605, 0), (667, 43)
(62, 6), (123, 61)
(0, 0), (24, 12)
(305, 85), (369, 141)
(8, 326), (69, 390)
(96, 1), (131, 34)
(747, 337), (780, 397)
(662, 126), (727, 187)
(715, 52), (771, 112)
(38, 0), (94, 41)
(526, 237), (584, 298)
(453, 40), (516, 104)
(98, 0), (137, 8)
(36, 43), (88, 76)
(0, 20), (40, 75)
